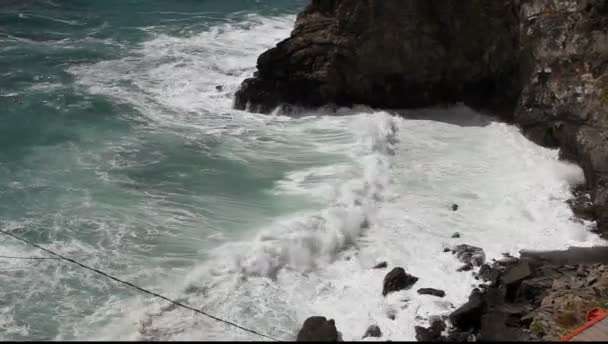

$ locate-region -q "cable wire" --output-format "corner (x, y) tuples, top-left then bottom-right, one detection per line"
(0, 228), (282, 342)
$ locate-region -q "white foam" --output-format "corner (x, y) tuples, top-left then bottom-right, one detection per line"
(62, 11), (606, 343)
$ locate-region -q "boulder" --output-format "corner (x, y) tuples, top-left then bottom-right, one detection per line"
(453, 244), (486, 267)
(417, 288), (446, 298)
(451, 232), (461, 238)
(373, 261), (388, 269)
(383, 267), (418, 296)
(362, 325), (382, 339)
(296, 316), (338, 342)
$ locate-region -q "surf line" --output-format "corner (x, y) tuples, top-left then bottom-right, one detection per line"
(0, 228), (283, 342)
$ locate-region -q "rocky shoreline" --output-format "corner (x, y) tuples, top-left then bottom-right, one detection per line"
(296, 246), (608, 342)
(232, 0), (608, 341)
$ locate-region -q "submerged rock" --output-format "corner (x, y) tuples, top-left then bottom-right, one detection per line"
(451, 232), (461, 238)
(296, 316), (338, 342)
(452, 204), (459, 212)
(383, 267), (418, 296)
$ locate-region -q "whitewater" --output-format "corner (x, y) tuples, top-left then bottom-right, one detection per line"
(0, 3), (604, 341)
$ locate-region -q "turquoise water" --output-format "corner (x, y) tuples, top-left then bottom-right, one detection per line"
(0, 1), (603, 341)
(1, 1), (310, 340)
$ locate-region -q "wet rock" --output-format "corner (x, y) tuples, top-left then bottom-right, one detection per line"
(457, 263), (473, 272)
(296, 316), (338, 342)
(443, 329), (476, 342)
(373, 261), (388, 269)
(451, 232), (460, 238)
(452, 204), (459, 211)
(417, 288), (446, 298)
(362, 325), (382, 339)
(567, 188), (595, 221)
(453, 244), (486, 267)
(414, 318), (446, 342)
(383, 267), (418, 296)
(478, 264), (497, 283)
(449, 290), (485, 330)
(215, 85), (223, 92)
(443, 247), (451, 253)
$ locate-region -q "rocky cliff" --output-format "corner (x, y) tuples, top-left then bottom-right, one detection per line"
(235, 0), (608, 236)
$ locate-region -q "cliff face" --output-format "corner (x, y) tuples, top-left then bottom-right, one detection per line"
(235, 0), (521, 114)
(514, 0), (608, 234)
(235, 0), (608, 234)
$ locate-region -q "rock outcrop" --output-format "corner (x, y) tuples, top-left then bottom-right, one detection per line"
(296, 316), (339, 342)
(235, 0), (520, 115)
(439, 247), (608, 341)
(514, 0), (608, 236)
(235, 0), (608, 235)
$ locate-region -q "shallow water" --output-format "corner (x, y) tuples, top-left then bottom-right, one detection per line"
(0, 1), (603, 341)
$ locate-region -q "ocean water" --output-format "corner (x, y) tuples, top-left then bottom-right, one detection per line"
(0, 1), (604, 341)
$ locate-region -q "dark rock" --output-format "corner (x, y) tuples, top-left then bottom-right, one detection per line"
(478, 264), (496, 283)
(215, 85), (223, 92)
(417, 288), (446, 298)
(235, 1), (520, 115)
(451, 232), (460, 238)
(373, 261), (388, 269)
(362, 325), (382, 339)
(452, 204), (459, 211)
(296, 316), (338, 342)
(442, 329), (475, 342)
(443, 247), (451, 253)
(502, 261), (532, 287)
(453, 244), (486, 267)
(414, 318), (446, 342)
(513, 2), (608, 236)
(457, 263), (473, 272)
(568, 189), (595, 221)
(449, 290), (485, 330)
(383, 267), (418, 296)
(478, 311), (529, 341)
